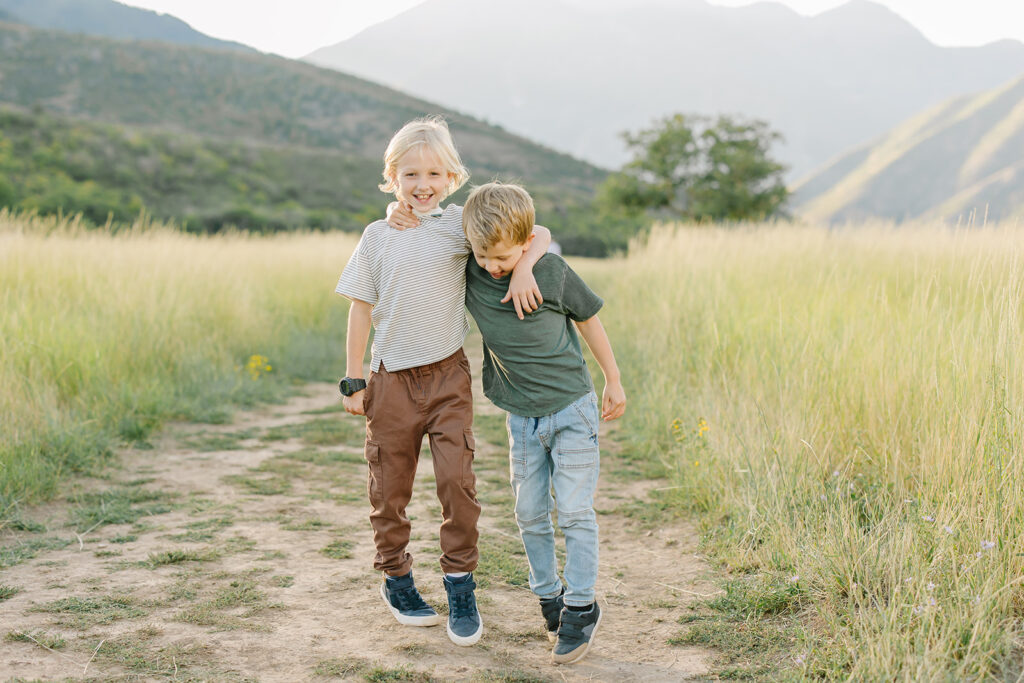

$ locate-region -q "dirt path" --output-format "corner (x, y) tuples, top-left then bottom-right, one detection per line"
(1, 348), (717, 682)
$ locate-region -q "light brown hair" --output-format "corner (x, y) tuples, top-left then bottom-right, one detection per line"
(463, 182), (535, 249)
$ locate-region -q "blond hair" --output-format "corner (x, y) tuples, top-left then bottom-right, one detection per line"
(379, 116), (470, 199)
(463, 182), (535, 249)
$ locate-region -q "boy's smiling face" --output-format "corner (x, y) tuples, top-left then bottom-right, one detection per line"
(392, 145), (453, 214)
(472, 235), (535, 280)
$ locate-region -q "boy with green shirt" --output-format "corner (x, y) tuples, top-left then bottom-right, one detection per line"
(462, 182), (627, 665)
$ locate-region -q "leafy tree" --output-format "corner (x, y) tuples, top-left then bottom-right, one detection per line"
(600, 113), (788, 222)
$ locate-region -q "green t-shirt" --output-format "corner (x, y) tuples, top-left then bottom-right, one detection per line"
(465, 253), (603, 417)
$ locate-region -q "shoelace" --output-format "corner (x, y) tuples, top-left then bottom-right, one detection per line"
(391, 584), (429, 611)
(448, 583), (477, 618)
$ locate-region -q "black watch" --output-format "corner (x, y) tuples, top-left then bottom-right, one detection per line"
(338, 377), (367, 397)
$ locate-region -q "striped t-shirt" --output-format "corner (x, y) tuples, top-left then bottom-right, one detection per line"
(335, 204), (471, 372)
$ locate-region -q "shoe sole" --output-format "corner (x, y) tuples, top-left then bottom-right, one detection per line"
(380, 583), (442, 627)
(547, 630), (557, 643)
(551, 606), (603, 665)
(447, 614), (483, 646)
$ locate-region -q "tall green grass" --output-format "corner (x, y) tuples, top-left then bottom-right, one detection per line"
(592, 223), (1024, 678)
(1, 212), (356, 515)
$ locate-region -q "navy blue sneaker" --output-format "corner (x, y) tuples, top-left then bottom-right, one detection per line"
(540, 589), (565, 643)
(552, 602), (602, 664)
(442, 573), (483, 646)
(380, 572), (441, 626)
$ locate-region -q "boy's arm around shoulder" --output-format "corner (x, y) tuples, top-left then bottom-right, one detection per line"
(505, 225), (552, 320)
(574, 314), (626, 421)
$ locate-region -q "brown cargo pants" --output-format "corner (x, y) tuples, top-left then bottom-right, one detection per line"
(362, 348), (480, 576)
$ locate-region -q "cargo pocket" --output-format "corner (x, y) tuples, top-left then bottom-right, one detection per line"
(462, 429), (478, 495)
(365, 441), (384, 505)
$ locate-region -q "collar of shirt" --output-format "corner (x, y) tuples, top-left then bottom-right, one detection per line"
(413, 206), (445, 219)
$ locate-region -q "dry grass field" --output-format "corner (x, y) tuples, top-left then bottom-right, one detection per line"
(3, 214), (1023, 679)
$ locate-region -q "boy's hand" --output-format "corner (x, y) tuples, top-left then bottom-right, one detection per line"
(386, 202), (420, 231)
(502, 269), (543, 320)
(342, 390), (366, 416)
(601, 381), (626, 421)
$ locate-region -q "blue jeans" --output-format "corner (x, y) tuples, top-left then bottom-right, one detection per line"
(507, 391), (600, 607)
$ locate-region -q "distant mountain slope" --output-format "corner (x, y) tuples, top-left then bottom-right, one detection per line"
(793, 75), (1024, 223)
(0, 0), (254, 52)
(304, 0), (1024, 178)
(0, 104), (385, 231)
(0, 22), (604, 200)
(0, 22), (619, 248)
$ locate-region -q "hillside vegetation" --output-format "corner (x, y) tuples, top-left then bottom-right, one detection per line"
(795, 75), (1024, 223)
(0, 106), (385, 232)
(0, 22), (624, 250)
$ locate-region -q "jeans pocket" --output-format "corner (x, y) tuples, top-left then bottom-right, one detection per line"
(365, 440), (384, 504)
(557, 445), (599, 470)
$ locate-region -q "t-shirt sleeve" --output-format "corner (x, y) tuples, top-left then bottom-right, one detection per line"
(335, 229), (378, 305)
(558, 261), (603, 322)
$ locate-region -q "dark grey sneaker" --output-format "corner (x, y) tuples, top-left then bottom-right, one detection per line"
(380, 572), (441, 626)
(540, 589), (565, 643)
(442, 573), (483, 646)
(552, 602), (602, 664)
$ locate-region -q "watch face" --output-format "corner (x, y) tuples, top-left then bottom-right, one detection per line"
(339, 378), (364, 396)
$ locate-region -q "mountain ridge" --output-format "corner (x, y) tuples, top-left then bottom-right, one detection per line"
(304, 0), (1024, 178)
(0, 0), (255, 53)
(793, 74), (1024, 223)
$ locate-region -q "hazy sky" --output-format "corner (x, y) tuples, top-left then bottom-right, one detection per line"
(121, 0), (1024, 58)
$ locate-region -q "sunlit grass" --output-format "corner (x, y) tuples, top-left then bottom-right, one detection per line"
(0, 211), (357, 514)
(590, 222), (1024, 679)
(5, 210), (1023, 677)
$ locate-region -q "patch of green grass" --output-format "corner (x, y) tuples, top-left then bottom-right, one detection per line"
(5, 629), (66, 650)
(71, 486), (177, 531)
(473, 413), (509, 448)
(474, 670), (554, 683)
(270, 575), (294, 588)
(605, 487), (688, 528)
(180, 428), (258, 451)
(110, 534), (137, 544)
(474, 534), (529, 589)
(365, 665), (435, 682)
(1, 517), (46, 533)
(222, 474), (291, 496)
(314, 656), (368, 677)
(281, 448), (365, 466)
(301, 403), (347, 415)
(708, 577), (805, 619)
(93, 627), (227, 678)
(31, 595), (147, 628)
(185, 516), (235, 531)
(175, 577), (280, 632)
(93, 549), (122, 558)
(321, 539), (354, 560)
(281, 517), (331, 531)
(166, 529), (216, 542)
(0, 584), (21, 601)
(262, 417), (363, 447)
(0, 536), (72, 569)
(144, 548), (220, 568)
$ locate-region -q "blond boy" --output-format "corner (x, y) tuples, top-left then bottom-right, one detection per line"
(335, 119), (549, 646)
